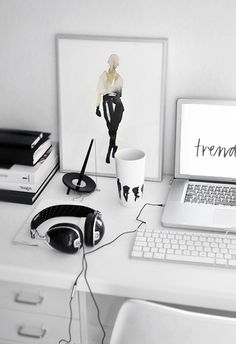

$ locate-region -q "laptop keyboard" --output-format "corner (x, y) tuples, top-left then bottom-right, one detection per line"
(184, 182), (236, 206)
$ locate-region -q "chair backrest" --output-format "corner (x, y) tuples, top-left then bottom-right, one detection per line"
(110, 299), (236, 344)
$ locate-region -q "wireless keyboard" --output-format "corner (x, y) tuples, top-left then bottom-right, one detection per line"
(131, 227), (236, 268)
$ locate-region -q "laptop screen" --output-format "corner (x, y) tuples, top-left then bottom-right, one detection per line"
(175, 99), (236, 182)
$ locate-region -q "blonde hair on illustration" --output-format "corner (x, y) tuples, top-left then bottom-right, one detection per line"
(108, 54), (119, 69)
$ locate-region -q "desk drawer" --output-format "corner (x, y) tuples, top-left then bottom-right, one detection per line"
(0, 281), (79, 318)
(0, 308), (80, 344)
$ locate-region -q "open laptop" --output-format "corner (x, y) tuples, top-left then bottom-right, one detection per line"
(161, 98), (236, 231)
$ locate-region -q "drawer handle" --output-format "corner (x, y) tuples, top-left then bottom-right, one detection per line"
(14, 292), (44, 305)
(17, 325), (46, 338)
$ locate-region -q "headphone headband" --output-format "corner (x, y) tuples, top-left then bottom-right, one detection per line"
(31, 204), (95, 231)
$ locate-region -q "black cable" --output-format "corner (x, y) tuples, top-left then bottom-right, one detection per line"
(34, 229), (46, 239)
(136, 202), (164, 225)
(85, 226), (140, 256)
(84, 253), (106, 344)
(59, 202), (164, 344)
(58, 246), (86, 344)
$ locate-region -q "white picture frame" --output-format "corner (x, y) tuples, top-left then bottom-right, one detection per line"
(56, 34), (168, 181)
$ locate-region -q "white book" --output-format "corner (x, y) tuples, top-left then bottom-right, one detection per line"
(0, 161), (59, 193)
(0, 165), (58, 205)
(0, 142), (58, 185)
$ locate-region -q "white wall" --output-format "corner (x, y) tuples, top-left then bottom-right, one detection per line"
(0, 0), (236, 174)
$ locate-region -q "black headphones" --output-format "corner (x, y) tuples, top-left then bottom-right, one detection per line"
(30, 204), (105, 254)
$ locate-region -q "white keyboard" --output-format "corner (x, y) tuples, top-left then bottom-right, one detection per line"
(131, 227), (236, 268)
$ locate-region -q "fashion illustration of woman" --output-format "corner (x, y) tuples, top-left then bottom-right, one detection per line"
(96, 54), (124, 164)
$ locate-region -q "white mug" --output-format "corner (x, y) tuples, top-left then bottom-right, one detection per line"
(115, 148), (146, 207)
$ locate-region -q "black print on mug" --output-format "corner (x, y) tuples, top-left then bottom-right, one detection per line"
(123, 185), (130, 201)
(117, 178), (144, 202)
(141, 184), (144, 194)
(117, 178), (122, 199)
(132, 186), (139, 201)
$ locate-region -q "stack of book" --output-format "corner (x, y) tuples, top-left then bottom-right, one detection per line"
(0, 129), (59, 204)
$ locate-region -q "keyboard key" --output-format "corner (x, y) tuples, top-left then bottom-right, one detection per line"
(135, 237), (146, 242)
(172, 244), (179, 249)
(131, 251), (143, 257)
(135, 241), (147, 247)
(144, 252), (153, 258)
(153, 253), (165, 259)
(147, 237), (154, 242)
(133, 246), (142, 251)
(164, 243), (171, 249)
(151, 248), (158, 253)
(166, 254), (215, 265)
(145, 233), (152, 237)
(163, 239), (169, 244)
(143, 247), (150, 252)
(229, 260), (236, 266)
(216, 259), (227, 265)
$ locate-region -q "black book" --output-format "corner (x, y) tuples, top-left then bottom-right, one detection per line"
(0, 164), (59, 205)
(0, 133), (51, 166)
(0, 129), (49, 149)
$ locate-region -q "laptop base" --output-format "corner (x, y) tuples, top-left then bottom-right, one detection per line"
(161, 179), (236, 232)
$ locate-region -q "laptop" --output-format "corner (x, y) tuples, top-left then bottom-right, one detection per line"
(161, 98), (236, 232)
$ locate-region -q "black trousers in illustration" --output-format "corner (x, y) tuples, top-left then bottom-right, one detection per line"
(102, 94), (124, 163)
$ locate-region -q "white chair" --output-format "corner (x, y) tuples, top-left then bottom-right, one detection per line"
(110, 299), (236, 344)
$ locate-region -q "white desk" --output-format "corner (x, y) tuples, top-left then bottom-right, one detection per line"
(1, 173), (236, 342)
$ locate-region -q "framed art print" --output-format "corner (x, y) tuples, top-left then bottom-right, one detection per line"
(56, 34), (168, 180)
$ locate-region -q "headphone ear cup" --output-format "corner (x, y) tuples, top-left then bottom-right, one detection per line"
(84, 212), (105, 247)
(47, 223), (83, 254)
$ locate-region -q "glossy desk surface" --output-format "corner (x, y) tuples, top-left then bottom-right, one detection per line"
(0, 173), (236, 312)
